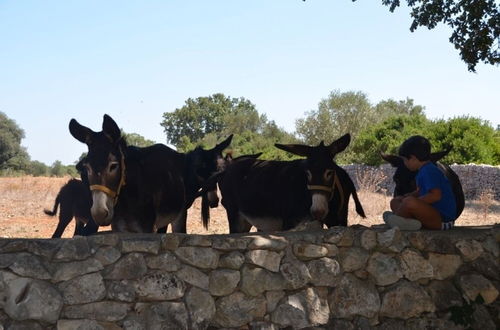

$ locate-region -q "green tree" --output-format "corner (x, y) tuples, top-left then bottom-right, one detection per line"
(374, 98), (425, 119)
(351, 114), (432, 165)
(295, 91), (426, 163)
(29, 161), (49, 177)
(368, 0), (500, 71)
(295, 90), (374, 148)
(161, 93), (298, 160)
(351, 115), (499, 165)
(122, 132), (156, 147)
(50, 160), (65, 177)
(0, 112), (30, 171)
(430, 116), (500, 164)
(161, 93), (258, 147)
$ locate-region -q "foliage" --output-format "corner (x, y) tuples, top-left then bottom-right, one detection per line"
(430, 116), (500, 164)
(351, 114), (432, 165)
(373, 97), (425, 118)
(29, 161), (50, 177)
(122, 131), (156, 147)
(350, 114), (499, 165)
(162, 93), (299, 160)
(295, 90), (425, 164)
(161, 93), (261, 147)
(372, 0), (500, 71)
(296, 90), (373, 145)
(0, 112), (27, 169)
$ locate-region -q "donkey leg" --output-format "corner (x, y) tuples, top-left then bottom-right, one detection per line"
(81, 218), (99, 236)
(227, 208), (251, 233)
(74, 218), (86, 236)
(171, 209), (188, 233)
(52, 208), (73, 238)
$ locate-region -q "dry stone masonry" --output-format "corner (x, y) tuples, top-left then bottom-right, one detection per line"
(0, 226), (499, 329)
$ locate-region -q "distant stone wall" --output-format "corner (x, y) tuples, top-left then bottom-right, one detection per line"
(0, 227), (499, 329)
(344, 164), (500, 200)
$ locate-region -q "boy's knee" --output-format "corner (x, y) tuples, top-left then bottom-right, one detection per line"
(402, 196), (419, 208)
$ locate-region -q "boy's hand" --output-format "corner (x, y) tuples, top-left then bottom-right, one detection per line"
(418, 188), (442, 204)
(403, 188), (419, 198)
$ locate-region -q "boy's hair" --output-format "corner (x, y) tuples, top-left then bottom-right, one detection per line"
(398, 135), (431, 161)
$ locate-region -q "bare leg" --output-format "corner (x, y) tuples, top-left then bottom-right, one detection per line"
(395, 196), (442, 230)
(390, 196), (404, 213)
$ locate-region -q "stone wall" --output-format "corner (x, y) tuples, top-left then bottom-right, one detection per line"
(343, 164), (500, 200)
(0, 227), (499, 329)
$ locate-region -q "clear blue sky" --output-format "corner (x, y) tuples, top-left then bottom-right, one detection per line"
(1, 1), (498, 165)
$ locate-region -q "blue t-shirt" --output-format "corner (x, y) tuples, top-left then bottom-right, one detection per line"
(416, 162), (457, 222)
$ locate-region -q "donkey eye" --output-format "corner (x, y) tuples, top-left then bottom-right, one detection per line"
(109, 163), (119, 172)
(306, 170), (312, 181)
(84, 164), (93, 175)
(325, 169), (334, 179)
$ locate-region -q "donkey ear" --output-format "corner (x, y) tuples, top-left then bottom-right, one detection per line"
(381, 153), (403, 167)
(224, 152), (233, 162)
(328, 133), (351, 156)
(275, 143), (312, 157)
(214, 134), (233, 151)
(430, 147), (452, 162)
(102, 114), (121, 143)
(69, 119), (94, 144)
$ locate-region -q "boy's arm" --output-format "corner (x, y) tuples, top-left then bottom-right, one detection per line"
(419, 188), (442, 204)
(404, 188), (419, 198)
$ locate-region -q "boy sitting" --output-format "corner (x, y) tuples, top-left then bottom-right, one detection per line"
(383, 135), (457, 230)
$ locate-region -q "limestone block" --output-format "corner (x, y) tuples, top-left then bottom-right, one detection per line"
(329, 274), (380, 319)
(366, 252), (403, 286)
(175, 247), (219, 269)
(379, 281), (435, 319)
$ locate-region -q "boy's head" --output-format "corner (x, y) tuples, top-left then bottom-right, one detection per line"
(398, 135), (431, 161)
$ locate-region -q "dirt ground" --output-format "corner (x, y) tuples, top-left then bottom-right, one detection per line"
(0, 176), (498, 238)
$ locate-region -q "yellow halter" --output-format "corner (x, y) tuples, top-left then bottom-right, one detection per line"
(89, 147), (126, 206)
(307, 172), (345, 210)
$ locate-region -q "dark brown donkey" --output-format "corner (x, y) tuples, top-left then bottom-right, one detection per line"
(217, 134), (366, 233)
(44, 178), (98, 238)
(69, 114), (232, 233)
(381, 148), (465, 218)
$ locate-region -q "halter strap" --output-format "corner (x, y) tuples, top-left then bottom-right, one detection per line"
(89, 147), (126, 206)
(307, 172), (345, 210)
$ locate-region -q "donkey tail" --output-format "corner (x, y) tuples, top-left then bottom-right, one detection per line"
(351, 188), (366, 218)
(201, 194), (210, 230)
(44, 195), (60, 217)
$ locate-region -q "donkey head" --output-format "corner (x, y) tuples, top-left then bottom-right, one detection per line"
(381, 148), (451, 197)
(69, 114), (126, 226)
(188, 134), (233, 208)
(275, 133), (351, 221)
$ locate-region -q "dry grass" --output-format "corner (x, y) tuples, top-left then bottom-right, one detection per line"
(0, 176), (498, 238)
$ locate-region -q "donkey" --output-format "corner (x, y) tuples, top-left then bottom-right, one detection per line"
(69, 114), (232, 233)
(44, 178), (98, 238)
(198, 152), (263, 229)
(381, 148), (465, 218)
(217, 134), (366, 233)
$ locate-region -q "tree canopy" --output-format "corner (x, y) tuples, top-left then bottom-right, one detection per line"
(0, 112), (27, 169)
(372, 0), (500, 71)
(350, 114), (500, 165)
(162, 93), (298, 160)
(161, 93), (263, 147)
(295, 90), (425, 163)
(122, 132), (156, 148)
